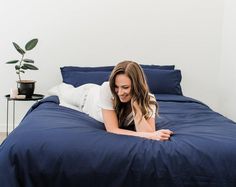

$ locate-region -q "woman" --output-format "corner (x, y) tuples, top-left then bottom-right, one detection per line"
(57, 61), (173, 141)
(98, 61), (173, 141)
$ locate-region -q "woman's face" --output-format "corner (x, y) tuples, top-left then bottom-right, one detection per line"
(114, 74), (132, 103)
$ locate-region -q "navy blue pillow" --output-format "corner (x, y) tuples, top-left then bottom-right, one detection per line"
(61, 66), (114, 72)
(141, 64), (175, 70)
(144, 69), (183, 95)
(61, 64), (174, 73)
(62, 71), (110, 87)
(60, 65), (178, 92)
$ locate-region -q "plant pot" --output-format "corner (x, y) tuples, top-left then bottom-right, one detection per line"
(17, 80), (36, 98)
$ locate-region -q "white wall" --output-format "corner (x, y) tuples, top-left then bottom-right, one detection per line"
(219, 0), (236, 122)
(1, 0), (233, 132)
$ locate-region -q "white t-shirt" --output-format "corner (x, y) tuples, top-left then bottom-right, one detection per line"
(98, 82), (114, 110)
(53, 82), (156, 123)
(80, 82), (114, 123)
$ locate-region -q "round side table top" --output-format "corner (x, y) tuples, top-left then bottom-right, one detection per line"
(5, 94), (45, 101)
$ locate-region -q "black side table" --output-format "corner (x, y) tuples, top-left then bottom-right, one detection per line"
(5, 94), (44, 136)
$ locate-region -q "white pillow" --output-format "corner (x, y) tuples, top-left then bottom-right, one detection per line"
(47, 83), (81, 111)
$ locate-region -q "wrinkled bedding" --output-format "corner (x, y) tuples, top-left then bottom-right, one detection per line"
(0, 95), (236, 187)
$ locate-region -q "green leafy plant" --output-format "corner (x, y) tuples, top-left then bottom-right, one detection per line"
(5, 38), (39, 81)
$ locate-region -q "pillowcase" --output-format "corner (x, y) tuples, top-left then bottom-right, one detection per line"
(141, 64), (175, 70)
(61, 66), (114, 72)
(62, 70), (110, 87)
(144, 69), (183, 95)
(60, 64), (174, 73)
(60, 65), (179, 94)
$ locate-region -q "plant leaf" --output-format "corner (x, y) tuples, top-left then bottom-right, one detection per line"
(13, 42), (25, 55)
(23, 63), (39, 70)
(21, 65), (28, 70)
(25, 38), (38, 51)
(20, 70), (25, 73)
(6, 60), (18, 64)
(23, 59), (34, 63)
(15, 65), (20, 70)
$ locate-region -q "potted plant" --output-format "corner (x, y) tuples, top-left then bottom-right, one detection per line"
(5, 38), (39, 98)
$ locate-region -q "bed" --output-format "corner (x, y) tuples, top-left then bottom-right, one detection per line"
(1, 65), (236, 187)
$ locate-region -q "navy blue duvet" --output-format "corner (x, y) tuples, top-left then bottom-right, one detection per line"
(0, 95), (236, 187)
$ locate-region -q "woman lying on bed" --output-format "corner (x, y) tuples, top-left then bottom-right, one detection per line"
(58, 61), (173, 141)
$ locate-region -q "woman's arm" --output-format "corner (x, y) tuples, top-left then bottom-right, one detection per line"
(102, 109), (172, 140)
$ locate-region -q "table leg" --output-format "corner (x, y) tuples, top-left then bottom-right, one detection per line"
(13, 100), (15, 130)
(6, 100), (9, 136)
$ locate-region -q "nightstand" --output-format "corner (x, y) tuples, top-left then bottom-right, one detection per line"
(5, 94), (44, 136)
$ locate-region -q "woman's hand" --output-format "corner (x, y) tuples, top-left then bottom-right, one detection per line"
(145, 129), (174, 141)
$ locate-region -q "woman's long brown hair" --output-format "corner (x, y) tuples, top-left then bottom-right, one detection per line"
(109, 61), (158, 127)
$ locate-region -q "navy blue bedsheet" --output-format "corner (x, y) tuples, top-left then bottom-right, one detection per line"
(0, 95), (236, 187)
